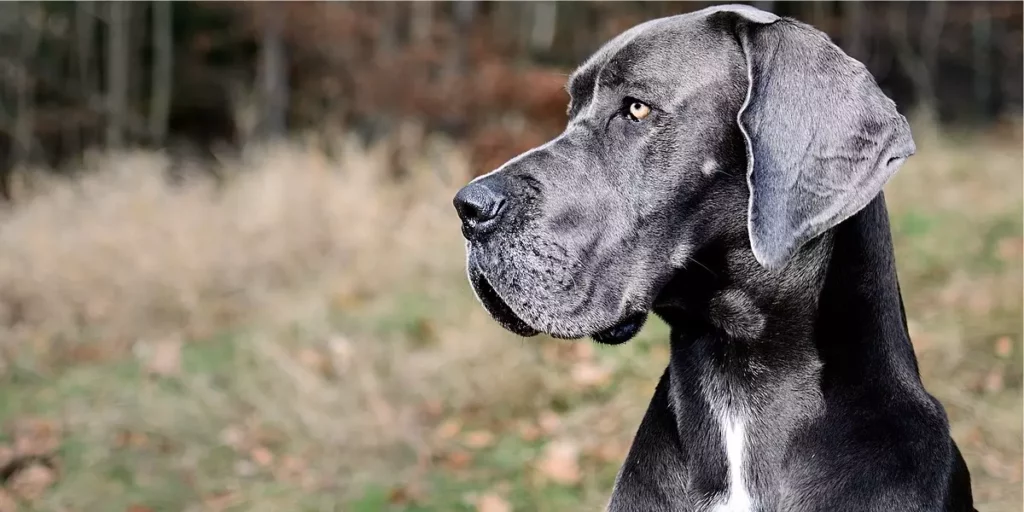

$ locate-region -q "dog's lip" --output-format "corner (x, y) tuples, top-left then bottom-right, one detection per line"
(468, 248), (653, 342)
(471, 264), (540, 337)
(591, 311), (648, 345)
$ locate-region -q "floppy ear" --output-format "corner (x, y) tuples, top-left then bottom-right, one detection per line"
(710, 6), (916, 270)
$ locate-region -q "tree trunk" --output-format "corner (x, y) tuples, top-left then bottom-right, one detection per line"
(972, 3), (992, 120)
(149, 0), (173, 144)
(105, 1), (129, 148)
(259, 6), (288, 139)
(14, 2), (43, 166)
(411, 1), (432, 44)
(529, 2), (557, 54)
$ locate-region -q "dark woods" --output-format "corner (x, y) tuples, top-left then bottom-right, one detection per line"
(0, 1), (1020, 200)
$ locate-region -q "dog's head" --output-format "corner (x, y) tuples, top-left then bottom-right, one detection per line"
(454, 5), (914, 344)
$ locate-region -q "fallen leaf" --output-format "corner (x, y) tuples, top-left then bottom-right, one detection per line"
(299, 470), (322, 491)
(984, 369), (1004, 393)
(536, 440), (581, 485)
(280, 455), (306, 474)
(570, 342), (595, 361)
(592, 440), (629, 463)
(328, 335), (354, 371)
(421, 399), (444, 419)
(115, 429), (149, 449)
(516, 422), (541, 442)
(8, 462), (57, 501)
(435, 418), (463, 441)
(218, 425), (246, 449)
(442, 449), (473, 471)
(388, 483), (426, 505)
(571, 361), (612, 389)
(995, 336), (1013, 358)
(962, 426), (984, 447)
(250, 446), (274, 467)
(144, 337), (182, 377)
(274, 455), (307, 483)
(11, 418), (61, 458)
(596, 413), (620, 434)
(202, 490), (241, 512)
(996, 236), (1023, 262)
(537, 411), (561, 435)
(463, 430), (495, 449)
(297, 348), (330, 375)
(0, 489), (16, 512)
(476, 492), (512, 512)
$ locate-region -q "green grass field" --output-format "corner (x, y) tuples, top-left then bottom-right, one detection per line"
(0, 125), (1020, 511)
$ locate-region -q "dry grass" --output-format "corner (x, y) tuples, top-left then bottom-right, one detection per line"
(0, 138), (459, 367)
(0, 125), (1019, 511)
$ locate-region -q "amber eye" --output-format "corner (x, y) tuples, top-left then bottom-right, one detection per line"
(628, 101), (651, 121)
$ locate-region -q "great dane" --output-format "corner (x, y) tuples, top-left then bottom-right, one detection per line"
(452, 5), (974, 511)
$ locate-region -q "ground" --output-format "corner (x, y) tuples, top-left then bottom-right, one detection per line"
(0, 124), (1020, 511)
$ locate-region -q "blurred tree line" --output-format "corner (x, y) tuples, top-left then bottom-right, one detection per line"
(0, 1), (1020, 198)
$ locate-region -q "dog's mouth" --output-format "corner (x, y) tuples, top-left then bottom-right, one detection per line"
(469, 260), (648, 344)
(591, 311), (648, 345)
(469, 264), (540, 337)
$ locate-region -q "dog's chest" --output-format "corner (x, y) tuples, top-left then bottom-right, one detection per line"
(691, 365), (759, 512)
(709, 413), (753, 512)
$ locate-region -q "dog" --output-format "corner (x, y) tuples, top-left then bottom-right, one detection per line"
(452, 5), (974, 511)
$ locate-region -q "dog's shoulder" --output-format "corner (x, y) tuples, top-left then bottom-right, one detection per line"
(780, 395), (968, 511)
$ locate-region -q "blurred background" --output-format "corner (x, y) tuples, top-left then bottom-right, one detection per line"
(0, 2), (1019, 511)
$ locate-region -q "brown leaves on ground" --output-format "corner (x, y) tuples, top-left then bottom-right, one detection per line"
(462, 430), (496, 449)
(210, 422), (321, 492)
(249, 446), (274, 468)
(441, 449), (473, 471)
(475, 491), (512, 512)
(7, 462), (56, 501)
(434, 418), (463, 442)
(10, 418), (60, 458)
(139, 336), (183, 377)
(535, 440), (581, 486)
(201, 491), (242, 512)
(386, 483), (427, 507)
(537, 411), (561, 436)
(996, 236), (1023, 263)
(994, 336), (1013, 358)
(570, 361), (613, 389)
(0, 417), (62, 505)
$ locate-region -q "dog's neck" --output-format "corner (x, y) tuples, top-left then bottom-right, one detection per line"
(653, 193), (923, 427)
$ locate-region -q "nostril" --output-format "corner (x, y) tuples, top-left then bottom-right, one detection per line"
(454, 184), (504, 223)
(480, 197), (505, 223)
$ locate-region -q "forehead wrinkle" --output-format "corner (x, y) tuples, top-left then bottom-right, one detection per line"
(571, 11), (709, 115)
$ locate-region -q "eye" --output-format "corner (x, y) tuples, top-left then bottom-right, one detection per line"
(627, 100), (651, 122)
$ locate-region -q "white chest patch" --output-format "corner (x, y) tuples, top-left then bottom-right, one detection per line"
(712, 416), (752, 512)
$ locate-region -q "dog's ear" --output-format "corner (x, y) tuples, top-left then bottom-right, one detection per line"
(708, 6), (916, 270)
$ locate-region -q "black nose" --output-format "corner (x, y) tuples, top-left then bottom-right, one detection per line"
(453, 175), (508, 239)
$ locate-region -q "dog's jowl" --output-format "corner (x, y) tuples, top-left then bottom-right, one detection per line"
(453, 4), (975, 512)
